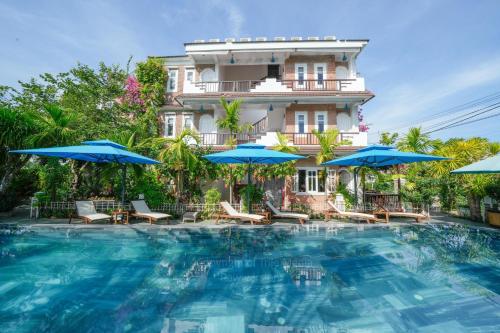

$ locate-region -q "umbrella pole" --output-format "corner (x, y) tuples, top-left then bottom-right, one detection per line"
(121, 164), (126, 208)
(353, 167), (358, 210)
(247, 163), (252, 214)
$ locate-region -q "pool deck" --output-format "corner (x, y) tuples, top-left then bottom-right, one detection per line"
(0, 211), (497, 232)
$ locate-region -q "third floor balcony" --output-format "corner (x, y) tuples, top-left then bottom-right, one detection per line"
(183, 77), (366, 95)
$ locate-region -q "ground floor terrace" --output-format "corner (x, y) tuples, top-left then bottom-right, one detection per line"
(209, 156), (387, 213)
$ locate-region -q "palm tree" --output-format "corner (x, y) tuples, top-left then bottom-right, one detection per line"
(266, 133), (299, 205)
(273, 132), (298, 154)
(156, 129), (200, 201)
(30, 104), (77, 147)
(313, 128), (346, 201)
(216, 98), (244, 147)
(431, 137), (492, 221)
(29, 105), (77, 200)
(216, 97), (249, 203)
(397, 127), (435, 153)
(0, 107), (38, 205)
(379, 132), (399, 146)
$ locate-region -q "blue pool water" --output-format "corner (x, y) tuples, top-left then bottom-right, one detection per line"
(0, 224), (499, 332)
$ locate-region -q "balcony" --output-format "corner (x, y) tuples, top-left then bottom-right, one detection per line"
(192, 78), (359, 93)
(281, 132), (363, 145)
(198, 131), (365, 147)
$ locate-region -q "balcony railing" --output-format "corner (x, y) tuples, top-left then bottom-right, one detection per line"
(192, 78), (356, 93)
(194, 80), (262, 93)
(198, 132), (359, 146)
(281, 132), (358, 145)
(281, 79), (354, 91)
(199, 133), (251, 146)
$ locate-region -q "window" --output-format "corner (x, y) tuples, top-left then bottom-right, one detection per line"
(292, 168), (326, 194)
(167, 69), (178, 92)
(297, 170), (306, 192)
(317, 114), (325, 132)
(164, 114), (175, 137)
(315, 111), (327, 133)
(295, 63), (307, 87)
(314, 63), (326, 87)
(298, 114), (305, 133)
(183, 113), (193, 130)
(295, 112), (308, 134)
(327, 169), (336, 193)
(185, 68), (194, 83)
(307, 170), (317, 192)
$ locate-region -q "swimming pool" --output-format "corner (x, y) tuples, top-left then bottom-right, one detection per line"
(0, 224), (498, 332)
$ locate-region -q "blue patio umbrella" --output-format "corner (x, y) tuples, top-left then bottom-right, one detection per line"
(321, 145), (448, 205)
(451, 154), (500, 174)
(203, 143), (305, 213)
(10, 139), (160, 205)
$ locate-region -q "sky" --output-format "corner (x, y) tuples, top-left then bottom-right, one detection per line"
(1, 0), (499, 143)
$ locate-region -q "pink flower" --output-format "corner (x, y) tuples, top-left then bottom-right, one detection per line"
(122, 76), (144, 107)
(359, 123), (369, 132)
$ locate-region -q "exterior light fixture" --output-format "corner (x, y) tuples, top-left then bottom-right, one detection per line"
(199, 105), (204, 112)
(271, 53), (275, 63)
(342, 52), (347, 62)
(230, 54), (235, 64)
(344, 103), (349, 111)
(268, 104), (274, 112)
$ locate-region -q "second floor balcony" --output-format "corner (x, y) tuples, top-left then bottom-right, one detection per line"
(198, 131), (366, 147)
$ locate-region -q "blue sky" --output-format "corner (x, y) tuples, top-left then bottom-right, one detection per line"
(1, 0), (499, 142)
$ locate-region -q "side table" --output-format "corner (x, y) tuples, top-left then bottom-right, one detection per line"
(112, 210), (129, 224)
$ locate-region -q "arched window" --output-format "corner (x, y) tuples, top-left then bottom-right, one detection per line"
(335, 66), (348, 79)
(200, 68), (216, 82)
(336, 112), (351, 132)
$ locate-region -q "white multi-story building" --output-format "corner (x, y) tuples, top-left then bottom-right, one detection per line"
(152, 36), (374, 210)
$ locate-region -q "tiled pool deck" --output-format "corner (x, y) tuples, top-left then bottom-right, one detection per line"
(0, 211), (495, 231)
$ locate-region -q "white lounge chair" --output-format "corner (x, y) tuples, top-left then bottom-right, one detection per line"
(217, 201), (265, 225)
(326, 200), (379, 223)
(265, 201), (309, 225)
(75, 200), (112, 224)
(375, 206), (429, 223)
(131, 200), (171, 224)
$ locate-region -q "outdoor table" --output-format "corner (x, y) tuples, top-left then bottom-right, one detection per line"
(112, 210), (129, 224)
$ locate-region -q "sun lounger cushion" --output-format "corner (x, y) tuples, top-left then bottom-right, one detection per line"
(75, 201), (111, 222)
(265, 201), (309, 220)
(85, 213), (113, 221)
(131, 200), (171, 219)
(76, 201), (97, 216)
(327, 201), (377, 220)
(220, 202), (264, 221)
(135, 212), (171, 219)
(131, 200), (152, 214)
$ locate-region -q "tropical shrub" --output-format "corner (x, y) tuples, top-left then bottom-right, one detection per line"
(128, 170), (173, 208)
(336, 183), (355, 209)
(202, 188), (221, 219)
(239, 184), (264, 213)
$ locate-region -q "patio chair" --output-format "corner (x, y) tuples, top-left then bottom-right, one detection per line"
(325, 200), (379, 223)
(182, 211), (200, 223)
(265, 201), (309, 225)
(131, 200), (171, 224)
(75, 200), (112, 224)
(374, 205), (429, 223)
(217, 201), (265, 225)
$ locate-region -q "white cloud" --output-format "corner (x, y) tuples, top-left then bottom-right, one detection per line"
(203, 0), (245, 37)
